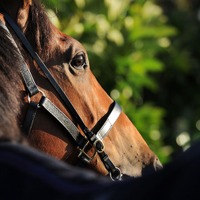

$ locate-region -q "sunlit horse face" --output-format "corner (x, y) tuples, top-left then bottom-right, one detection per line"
(0, 0), (162, 177)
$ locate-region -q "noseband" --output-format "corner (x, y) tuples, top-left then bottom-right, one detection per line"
(0, 8), (123, 181)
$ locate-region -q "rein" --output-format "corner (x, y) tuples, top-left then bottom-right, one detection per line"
(0, 8), (123, 181)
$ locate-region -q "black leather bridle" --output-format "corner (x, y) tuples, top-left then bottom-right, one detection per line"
(0, 7), (123, 181)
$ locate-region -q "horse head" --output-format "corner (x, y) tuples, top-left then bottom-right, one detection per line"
(0, 0), (162, 179)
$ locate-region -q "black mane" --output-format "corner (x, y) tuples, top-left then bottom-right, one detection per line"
(0, 24), (24, 142)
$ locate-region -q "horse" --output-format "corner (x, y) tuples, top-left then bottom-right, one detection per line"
(0, 0), (162, 180)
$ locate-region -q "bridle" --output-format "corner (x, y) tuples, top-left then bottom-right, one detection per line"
(0, 7), (123, 181)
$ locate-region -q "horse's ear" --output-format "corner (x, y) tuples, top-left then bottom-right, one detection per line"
(17, 0), (32, 30)
(21, 0), (32, 8)
(0, 14), (5, 24)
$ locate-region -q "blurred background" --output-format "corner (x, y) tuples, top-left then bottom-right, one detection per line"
(43, 0), (200, 164)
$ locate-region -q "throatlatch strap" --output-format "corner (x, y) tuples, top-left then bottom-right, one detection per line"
(22, 102), (38, 136)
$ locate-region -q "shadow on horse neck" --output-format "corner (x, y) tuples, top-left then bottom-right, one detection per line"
(0, 0), (162, 178)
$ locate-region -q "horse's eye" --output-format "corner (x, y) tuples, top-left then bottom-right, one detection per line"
(70, 54), (86, 69)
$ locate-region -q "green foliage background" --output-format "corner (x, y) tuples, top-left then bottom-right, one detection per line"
(42, 0), (200, 164)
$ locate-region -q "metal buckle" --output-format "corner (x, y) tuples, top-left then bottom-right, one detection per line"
(78, 141), (97, 163)
(27, 89), (46, 107)
(109, 167), (123, 181)
(93, 139), (105, 153)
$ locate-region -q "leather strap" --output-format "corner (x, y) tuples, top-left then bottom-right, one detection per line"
(22, 102), (38, 135)
(0, 18), (39, 96)
(39, 96), (88, 149)
(96, 102), (122, 140)
(20, 64), (39, 96)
